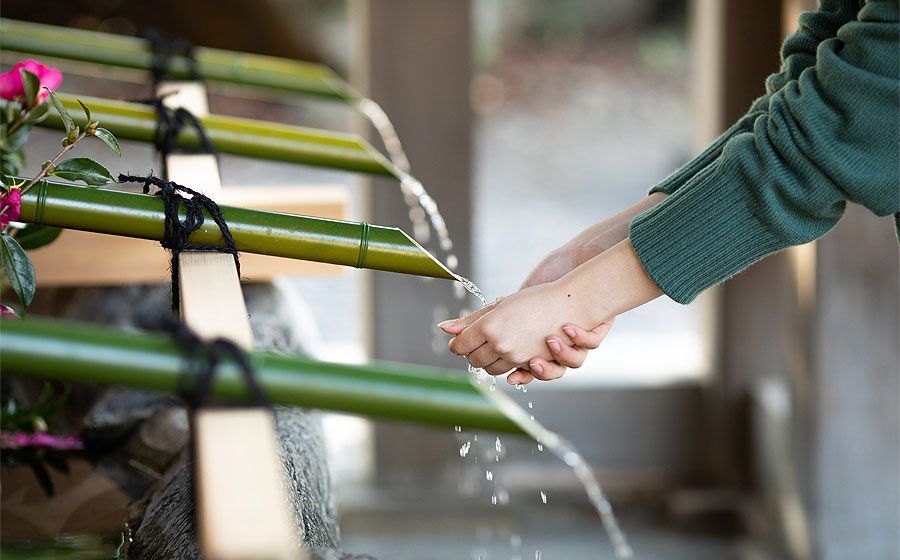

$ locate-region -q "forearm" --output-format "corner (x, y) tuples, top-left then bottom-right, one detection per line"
(562, 192), (667, 264)
(557, 238), (663, 329)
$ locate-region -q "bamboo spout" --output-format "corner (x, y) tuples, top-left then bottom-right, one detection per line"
(0, 18), (358, 101)
(37, 92), (393, 177)
(0, 317), (523, 434)
(17, 178), (457, 281)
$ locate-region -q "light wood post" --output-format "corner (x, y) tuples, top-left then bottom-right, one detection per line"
(158, 81), (300, 559)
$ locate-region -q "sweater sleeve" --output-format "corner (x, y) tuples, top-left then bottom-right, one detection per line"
(651, 0), (861, 196)
(630, 0), (900, 304)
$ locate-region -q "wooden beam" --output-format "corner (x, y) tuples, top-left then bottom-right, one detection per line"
(158, 81), (299, 559)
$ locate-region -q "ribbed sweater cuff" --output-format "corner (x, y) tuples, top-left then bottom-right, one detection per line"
(630, 163), (782, 304)
(649, 110), (765, 196)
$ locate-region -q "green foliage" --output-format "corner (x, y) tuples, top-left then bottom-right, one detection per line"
(0, 123), (31, 154)
(0, 171), (14, 193)
(92, 127), (120, 156)
(77, 98), (91, 122)
(0, 99), (23, 126)
(0, 232), (36, 309)
(0, 380), (75, 499)
(1, 152), (24, 176)
(19, 68), (40, 108)
(46, 89), (74, 135)
(14, 224), (63, 250)
(49, 157), (115, 186)
(26, 102), (50, 125)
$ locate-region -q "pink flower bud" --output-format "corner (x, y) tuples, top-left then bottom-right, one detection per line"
(0, 305), (17, 319)
(0, 188), (21, 228)
(0, 60), (63, 103)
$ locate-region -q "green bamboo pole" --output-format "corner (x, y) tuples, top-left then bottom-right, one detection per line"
(0, 18), (359, 101)
(37, 93), (394, 177)
(16, 177), (456, 281)
(0, 317), (521, 434)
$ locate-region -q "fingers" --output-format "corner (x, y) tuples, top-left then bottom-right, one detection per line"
(484, 359), (516, 376)
(527, 357), (568, 381)
(507, 369), (536, 385)
(561, 319), (614, 350)
(545, 335), (588, 369)
(465, 344), (499, 369)
(437, 299), (500, 335)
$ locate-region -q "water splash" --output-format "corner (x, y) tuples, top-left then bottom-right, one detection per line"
(460, 440), (472, 457)
(476, 377), (633, 559)
(457, 275), (487, 306)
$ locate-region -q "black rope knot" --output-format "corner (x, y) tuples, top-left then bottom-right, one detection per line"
(169, 322), (268, 409)
(142, 28), (201, 85)
(118, 173), (240, 313)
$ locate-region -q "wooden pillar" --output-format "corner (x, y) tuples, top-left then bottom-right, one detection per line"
(695, 0), (900, 557)
(352, 1), (473, 486)
(691, 0), (785, 487)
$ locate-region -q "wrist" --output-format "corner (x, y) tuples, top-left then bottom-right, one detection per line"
(559, 238), (662, 327)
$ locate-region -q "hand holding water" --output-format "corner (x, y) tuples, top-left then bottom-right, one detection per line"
(440, 239), (663, 383)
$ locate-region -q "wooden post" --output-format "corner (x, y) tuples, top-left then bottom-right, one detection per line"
(158, 81), (300, 559)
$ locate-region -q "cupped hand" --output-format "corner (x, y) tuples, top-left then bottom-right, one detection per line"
(506, 319), (614, 385)
(438, 280), (596, 375)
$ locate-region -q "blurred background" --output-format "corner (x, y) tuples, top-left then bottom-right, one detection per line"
(2, 0), (898, 559)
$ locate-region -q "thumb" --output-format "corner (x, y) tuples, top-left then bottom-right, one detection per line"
(438, 299), (501, 334)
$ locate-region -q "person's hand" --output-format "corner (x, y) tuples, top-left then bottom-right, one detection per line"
(439, 279), (597, 376)
(513, 237), (621, 384)
(506, 319), (615, 385)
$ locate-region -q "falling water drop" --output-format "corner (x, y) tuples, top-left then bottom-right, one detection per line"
(537, 443), (543, 452)
(485, 470), (493, 481)
(535, 550), (542, 560)
(540, 491), (548, 504)
(460, 441), (472, 457)
(454, 425), (462, 433)
(491, 494), (498, 505)
(495, 436), (502, 455)
(528, 401), (533, 409)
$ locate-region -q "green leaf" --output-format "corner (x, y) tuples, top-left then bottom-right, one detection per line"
(0, 99), (22, 126)
(25, 102), (50, 125)
(46, 89), (74, 135)
(0, 172), (13, 193)
(29, 460), (55, 498)
(49, 158), (115, 186)
(92, 127), (121, 157)
(1, 152), (24, 176)
(1, 123), (31, 154)
(77, 99), (91, 122)
(0, 233), (36, 310)
(19, 69), (40, 107)
(14, 224), (63, 250)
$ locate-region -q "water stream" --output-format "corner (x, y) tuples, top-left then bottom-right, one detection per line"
(357, 97), (632, 558)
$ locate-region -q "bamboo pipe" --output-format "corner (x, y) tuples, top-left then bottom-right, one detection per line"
(0, 317), (522, 434)
(37, 93), (394, 177)
(17, 177), (457, 281)
(0, 18), (358, 101)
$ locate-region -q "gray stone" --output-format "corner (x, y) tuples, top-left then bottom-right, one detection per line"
(31, 281), (370, 558)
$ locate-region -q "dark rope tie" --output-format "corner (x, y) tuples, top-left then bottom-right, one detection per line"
(169, 322), (268, 409)
(118, 174), (240, 313)
(142, 28), (201, 86)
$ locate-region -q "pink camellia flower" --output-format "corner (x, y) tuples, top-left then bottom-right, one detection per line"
(0, 60), (63, 103)
(0, 187), (21, 228)
(0, 305), (17, 319)
(1, 431), (84, 450)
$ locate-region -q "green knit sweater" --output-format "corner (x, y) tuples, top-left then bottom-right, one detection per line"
(629, 0), (900, 304)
